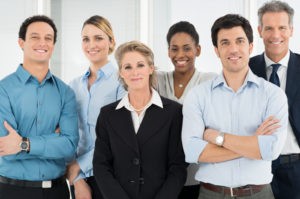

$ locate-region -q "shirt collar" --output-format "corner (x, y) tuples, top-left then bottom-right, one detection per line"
(81, 61), (114, 81)
(212, 68), (259, 89)
(264, 50), (290, 69)
(16, 64), (54, 84)
(116, 88), (163, 111)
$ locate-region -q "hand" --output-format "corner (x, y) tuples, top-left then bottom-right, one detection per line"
(0, 121), (22, 156)
(255, 116), (280, 136)
(55, 126), (60, 134)
(67, 160), (81, 185)
(74, 179), (92, 199)
(203, 128), (220, 144)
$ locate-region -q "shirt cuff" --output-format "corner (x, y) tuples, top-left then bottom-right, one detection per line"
(258, 135), (276, 160)
(76, 149), (94, 174)
(28, 136), (45, 156)
(73, 171), (85, 183)
(185, 138), (208, 163)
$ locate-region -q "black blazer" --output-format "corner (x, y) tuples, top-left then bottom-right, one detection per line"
(93, 96), (187, 199)
(249, 51), (300, 146)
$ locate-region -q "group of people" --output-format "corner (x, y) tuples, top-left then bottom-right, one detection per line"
(0, 1), (299, 199)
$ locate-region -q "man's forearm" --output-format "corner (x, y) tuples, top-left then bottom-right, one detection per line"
(222, 134), (262, 159)
(198, 143), (241, 163)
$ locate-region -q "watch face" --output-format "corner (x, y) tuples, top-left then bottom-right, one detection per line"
(216, 136), (224, 146)
(21, 142), (28, 150)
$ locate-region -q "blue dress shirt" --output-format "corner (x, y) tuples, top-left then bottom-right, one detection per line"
(182, 69), (288, 187)
(69, 62), (126, 182)
(0, 65), (79, 181)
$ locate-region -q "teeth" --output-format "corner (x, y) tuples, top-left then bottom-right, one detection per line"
(89, 51), (98, 54)
(271, 41), (281, 44)
(229, 57), (239, 60)
(176, 61), (186, 65)
(36, 50), (46, 53)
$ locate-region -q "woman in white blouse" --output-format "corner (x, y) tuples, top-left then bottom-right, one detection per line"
(157, 21), (216, 199)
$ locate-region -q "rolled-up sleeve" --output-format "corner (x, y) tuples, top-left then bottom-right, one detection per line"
(182, 88), (208, 163)
(258, 86), (288, 160)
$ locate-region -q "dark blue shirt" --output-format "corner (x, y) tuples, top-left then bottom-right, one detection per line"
(0, 65), (79, 180)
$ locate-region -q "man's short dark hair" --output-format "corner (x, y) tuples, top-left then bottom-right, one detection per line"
(211, 14), (253, 47)
(18, 15), (57, 43)
(167, 21), (199, 47)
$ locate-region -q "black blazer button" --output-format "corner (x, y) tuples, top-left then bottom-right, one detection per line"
(128, 180), (135, 183)
(139, 177), (145, 185)
(132, 158), (140, 165)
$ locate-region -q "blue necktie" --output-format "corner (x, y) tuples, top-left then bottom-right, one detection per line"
(269, 64), (280, 87)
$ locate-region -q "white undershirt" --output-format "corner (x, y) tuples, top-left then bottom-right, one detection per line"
(264, 52), (300, 154)
(116, 88), (163, 133)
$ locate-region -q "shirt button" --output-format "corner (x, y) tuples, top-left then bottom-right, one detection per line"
(42, 174), (45, 178)
(38, 120), (42, 123)
(39, 101), (42, 105)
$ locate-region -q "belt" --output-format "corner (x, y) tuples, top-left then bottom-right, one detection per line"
(0, 175), (65, 188)
(279, 153), (300, 164)
(201, 182), (268, 197)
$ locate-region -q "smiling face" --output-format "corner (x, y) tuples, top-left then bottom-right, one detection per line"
(258, 11), (293, 63)
(120, 51), (154, 92)
(81, 24), (113, 67)
(18, 22), (55, 65)
(214, 26), (253, 74)
(168, 32), (200, 74)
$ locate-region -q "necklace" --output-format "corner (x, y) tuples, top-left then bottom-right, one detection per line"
(178, 84), (183, 88)
(129, 103), (146, 112)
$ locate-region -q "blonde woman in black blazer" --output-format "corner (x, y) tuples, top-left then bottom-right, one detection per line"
(93, 41), (187, 199)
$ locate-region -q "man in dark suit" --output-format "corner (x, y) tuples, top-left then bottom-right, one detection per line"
(249, 1), (300, 199)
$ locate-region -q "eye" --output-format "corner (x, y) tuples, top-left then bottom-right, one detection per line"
(45, 37), (53, 41)
(184, 47), (191, 51)
(265, 27), (272, 31)
(82, 37), (89, 42)
(124, 65), (132, 70)
(220, 41), (229, 46)
(31, 36), (39, 40)
(279, 26), (287, 30)
(138, 63), (145, 67)
(170, 47), (178, 52)
(237, 39), (245, 44)
(96, 36), (103, 41)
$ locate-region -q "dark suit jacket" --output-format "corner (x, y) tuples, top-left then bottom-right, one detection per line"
(93, 96), (187, 199)
(249, 51), (300, 146)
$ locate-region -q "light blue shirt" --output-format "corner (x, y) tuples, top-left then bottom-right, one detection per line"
(182, 69), (288, 187)
(0, 65), (79, 181)
(69, 62), (126, 182)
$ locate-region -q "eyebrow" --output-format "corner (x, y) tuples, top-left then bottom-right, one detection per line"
(30, 33), (53, 37)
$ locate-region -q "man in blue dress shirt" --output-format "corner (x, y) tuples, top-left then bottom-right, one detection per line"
(182, 14), (288, 199)
(0, 15), (78, 199)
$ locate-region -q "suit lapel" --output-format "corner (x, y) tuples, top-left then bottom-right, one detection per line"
(109, 107), (139, 154)
(137, 99), (169, 145)
(286, 51), (300, 107)
(251, 53), (267, 79)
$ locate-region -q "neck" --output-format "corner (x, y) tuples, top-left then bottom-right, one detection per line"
(22, 60), (49, 83)
(173, 67), (195, 84)
(223, 67), (248, 92)
(128, 87), (152, 110)
(265, 50), (288, 63)
(89, 60), (108, 76)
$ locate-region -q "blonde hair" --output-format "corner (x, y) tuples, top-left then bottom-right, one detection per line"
(115, 40), (157, 91)
(82, 15), (115, 54)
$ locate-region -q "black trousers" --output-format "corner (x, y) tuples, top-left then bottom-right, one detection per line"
(178, 184), (200, 199)
(0, 180), (69, 199)
(71, 176), (103, 199)
(271, 156), (300, 199)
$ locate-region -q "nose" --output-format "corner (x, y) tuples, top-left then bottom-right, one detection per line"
(176, 49), (184, 58)
(229, 43), (238, 53)
(272, 28), (280, 39)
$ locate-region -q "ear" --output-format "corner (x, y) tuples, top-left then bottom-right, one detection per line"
(109, 38), (115, 48)
(214, 46), (220, 58)
(196, 45), (201, 57)
(18, 38), (24, 50)
(149, 65), (154, 74)
(290, 26), (294, 37)
(249, 42), (254, 55)
(257, 26), (263, 38)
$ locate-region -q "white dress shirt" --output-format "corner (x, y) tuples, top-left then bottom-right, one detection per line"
(264, 52), (300, 154)
(116, 88), (163, 133)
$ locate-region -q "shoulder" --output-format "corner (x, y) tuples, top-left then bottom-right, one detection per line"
(259, 78), (287, 101)
(69, 75), (83, 90)
(196, 71), (218, 83)
(52, 75), (76, 97)
(100, 100), (121, 114)
(249, 53), (264, 65)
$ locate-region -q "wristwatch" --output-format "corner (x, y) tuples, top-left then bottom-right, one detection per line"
(20, 137), (29, 153)
(216, 132), (225, 146)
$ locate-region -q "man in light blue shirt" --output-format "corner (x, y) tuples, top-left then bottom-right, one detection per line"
(0, 15), (78, 199)
(182, 14), (288, 199)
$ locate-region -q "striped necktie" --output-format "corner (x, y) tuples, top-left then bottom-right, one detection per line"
(269, 64), (280, 87)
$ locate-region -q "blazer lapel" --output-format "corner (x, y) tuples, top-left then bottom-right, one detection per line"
(251, 53), (267, 79)
(137, 100), (170, 145)
(109, 108), (139, 154)
(286, 51), (300, 106)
